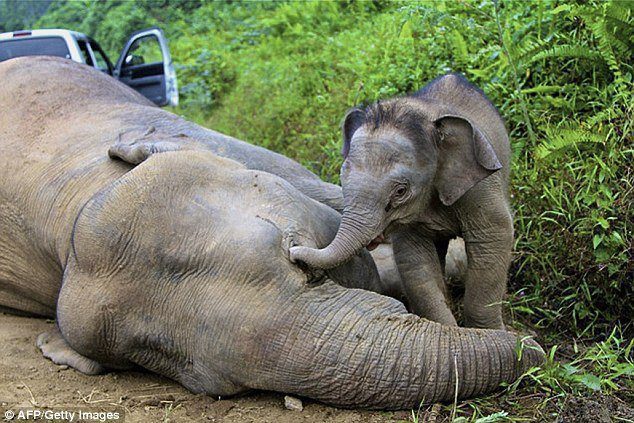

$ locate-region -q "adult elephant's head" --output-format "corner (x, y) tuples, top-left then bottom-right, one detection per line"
(290, 93), (502, 270)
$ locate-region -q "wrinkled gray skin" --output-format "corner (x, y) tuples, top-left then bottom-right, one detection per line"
(290, 74), (513, 329)
(108, 127), (344, 211)
(371, 238), (467, 307)
(111, 106), (343, 214)
(0, 57), (543, 410)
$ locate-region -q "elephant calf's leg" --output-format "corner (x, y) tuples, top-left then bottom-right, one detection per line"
(393, 231), (457, 326)
(462, 208), (513, 329)
(36, 326), (104, 375)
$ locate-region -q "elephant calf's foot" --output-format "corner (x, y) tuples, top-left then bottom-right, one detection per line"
(422, 305), (458, 327)
(36, 328), (104, 375)
(463, 312), (505, 330)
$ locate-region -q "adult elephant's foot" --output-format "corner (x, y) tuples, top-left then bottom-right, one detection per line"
(36, 327), (104, 375)
(108, 126), (193, 165)
(108, 140), (183, 165)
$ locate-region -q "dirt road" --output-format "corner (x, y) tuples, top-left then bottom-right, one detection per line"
(0, 314), (410, 422)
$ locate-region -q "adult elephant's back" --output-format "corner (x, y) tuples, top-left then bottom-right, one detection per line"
(0, 56), (144, 316)
(0, 56), (340, 317)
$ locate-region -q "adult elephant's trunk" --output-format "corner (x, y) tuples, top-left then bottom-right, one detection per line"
(244, 283), (544, 409)
(290, 188), (384, 269)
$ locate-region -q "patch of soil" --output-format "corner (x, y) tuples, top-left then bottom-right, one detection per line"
(556, 392), (634, 423)
(0, 314), (411, 422)
(6, 313), (630, 422)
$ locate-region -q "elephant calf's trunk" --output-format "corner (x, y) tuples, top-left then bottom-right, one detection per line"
(290, 213), (380, 269)
(289, 239), (357, 270)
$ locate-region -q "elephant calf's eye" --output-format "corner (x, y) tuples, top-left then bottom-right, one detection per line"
(389, 184), (409, 209)
(395, 186), (407, 197)
(393, 184), (409, 200)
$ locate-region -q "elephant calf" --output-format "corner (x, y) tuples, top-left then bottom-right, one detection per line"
(0, 57), (542, 410)
(291, 74), (514, 329)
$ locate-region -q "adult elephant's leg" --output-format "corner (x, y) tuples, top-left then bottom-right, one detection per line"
(108, 141), (185, 164)
(108, 131), (344, 212)
(392, 229), (457, 326)
(461, 204), (513, 329)
(36, 326), (104, 374)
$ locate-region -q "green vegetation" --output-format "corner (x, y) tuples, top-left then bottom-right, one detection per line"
(2, 0), (632, 420)
(414, 328), (633, 421)
(0, 0), (52, 33)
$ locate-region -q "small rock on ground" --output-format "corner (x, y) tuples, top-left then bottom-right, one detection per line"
(284, 395), (303, 412)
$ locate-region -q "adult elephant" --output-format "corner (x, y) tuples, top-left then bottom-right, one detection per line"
(0, 57), (542, 409)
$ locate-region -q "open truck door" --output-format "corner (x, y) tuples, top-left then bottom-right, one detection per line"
(114, 27), (178, 107)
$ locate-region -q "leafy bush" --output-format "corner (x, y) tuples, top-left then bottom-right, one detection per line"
(0, 0), (52, 32)
(176, 49), (235, 111)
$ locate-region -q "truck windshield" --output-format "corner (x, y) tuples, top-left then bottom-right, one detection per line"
(0, 36), (70, 62)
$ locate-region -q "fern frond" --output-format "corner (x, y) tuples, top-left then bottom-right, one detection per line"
(515, 37), (551, 66)
(604, 1), (634, 29)
(529, 45), (604, 64)
(602, 2), (634, 53)
(589, 20), (623, 79)
(586, 109), (616, 129)
(520, 85), (570, 95)
(535, 127), (606, 160)
(579, 1), (634, 81)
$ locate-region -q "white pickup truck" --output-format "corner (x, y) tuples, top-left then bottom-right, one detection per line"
(0, 27), (178, 107)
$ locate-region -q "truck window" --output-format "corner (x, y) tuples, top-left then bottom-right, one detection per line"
(76, 40), (94, 66)
(0, 37), (70, 62)
(122, 35), (163, 68)
(88, 41), (111, 74)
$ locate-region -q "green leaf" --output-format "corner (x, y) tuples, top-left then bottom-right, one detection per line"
(563, 363), (580, 375)
(579, 373), (602, 391)
(399, 20), (413, 39)
(597, 217), (610, 229)
(475, 411), (509, 422)
(611, 232), (624, 244)
(535, 127), (605, 160)
(593, 234), (603, 249)
(551, 4), (573, 15)
(451, 30), (468, 64)
(513, 306), (536, 315)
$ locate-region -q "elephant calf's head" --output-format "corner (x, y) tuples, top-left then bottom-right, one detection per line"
(290, 74), (504, 270)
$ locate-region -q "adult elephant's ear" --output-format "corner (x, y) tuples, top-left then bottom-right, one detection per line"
(341, 108), (365, 158)
(434, 115), (502, 206)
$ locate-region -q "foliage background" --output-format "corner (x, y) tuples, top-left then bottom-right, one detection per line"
(1, 0), (632, 419)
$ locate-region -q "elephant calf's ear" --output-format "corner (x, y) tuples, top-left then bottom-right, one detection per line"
(341, 108), (366, 158)
(434, 115), (502, 206)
